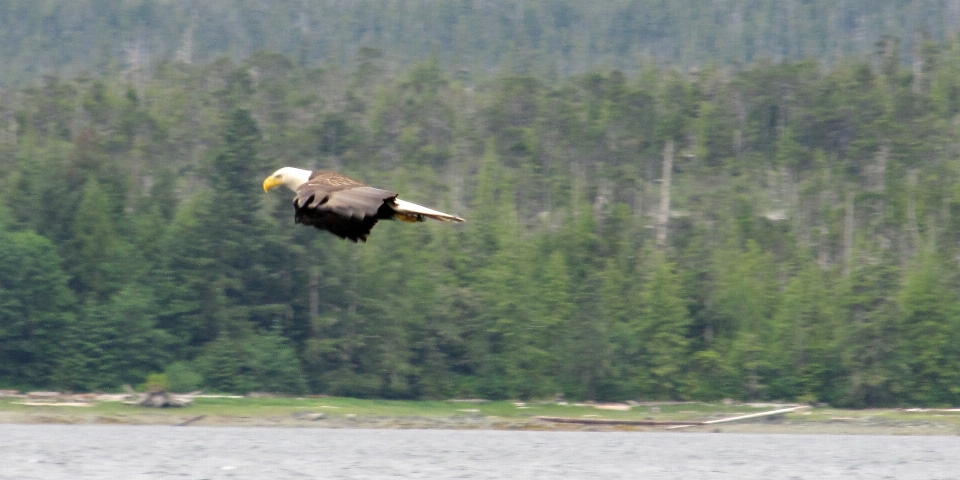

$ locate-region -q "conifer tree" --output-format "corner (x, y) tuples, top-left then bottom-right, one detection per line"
(636, 252), (692, 399)
(770, 261), (840, 402)
(0, 227), (75, 388)
(899, 249), (960, 405)
(838, 246), (904, 407)
(65, 178), (129, 301)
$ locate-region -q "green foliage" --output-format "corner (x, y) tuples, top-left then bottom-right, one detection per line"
(64, 178), (131, 301)
(197, 333), (306, 395)
(0, 229), (75, 388)
(2, 2), (957, 86)
(145, 373), (169, 393)
(769, 262), (840, 402)
(710, 241), (779, 398)
(54, 286), (173, 391)
(837, 246), (904, 407)
(637, 253), (692, 399)
(164, 362), (203, 393)
(898, 249), (960, 405)
(5, 42), (960, 407)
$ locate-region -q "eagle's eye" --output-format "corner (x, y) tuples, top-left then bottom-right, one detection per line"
(274, 174), (282, 179)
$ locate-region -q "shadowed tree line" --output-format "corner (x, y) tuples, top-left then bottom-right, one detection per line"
(2, 1), (960, 85)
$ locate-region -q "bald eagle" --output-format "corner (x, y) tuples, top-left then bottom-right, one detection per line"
(263, 167), (464, 242)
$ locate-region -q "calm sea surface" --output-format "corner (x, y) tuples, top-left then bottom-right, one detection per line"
(3, 424), (959, 479)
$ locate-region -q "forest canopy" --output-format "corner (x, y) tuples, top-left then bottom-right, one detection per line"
(2, 1), (960, 84)
(3, 2), (960, 407)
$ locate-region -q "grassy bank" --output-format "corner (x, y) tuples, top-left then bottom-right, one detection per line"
(2, 395), (960, 435)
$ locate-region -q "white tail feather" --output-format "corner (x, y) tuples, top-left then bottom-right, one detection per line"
(393, 199), (465, 222)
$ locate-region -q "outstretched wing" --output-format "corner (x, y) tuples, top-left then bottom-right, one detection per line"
(293, 171), (397, 242)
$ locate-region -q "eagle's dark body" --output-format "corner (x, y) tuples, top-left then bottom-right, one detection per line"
(292, 171), (422, 242)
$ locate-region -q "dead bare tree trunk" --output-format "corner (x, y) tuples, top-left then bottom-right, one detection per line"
(843, 188), (854, 277)
(657, 139), (674, 247)
(907, 169), (920, 252)
(912, 33), (923, 95)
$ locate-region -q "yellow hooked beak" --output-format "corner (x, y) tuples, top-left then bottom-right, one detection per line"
(263, 176), (283, 192)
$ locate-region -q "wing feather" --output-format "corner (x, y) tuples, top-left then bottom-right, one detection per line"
(292, 173), (397, 242)
(285, 170), (464, 241)
(323, 187), (398, 219)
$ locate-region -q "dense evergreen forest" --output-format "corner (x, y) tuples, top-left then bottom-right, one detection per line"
(4, 1), (960, 84)
(4, 2), (960, 407)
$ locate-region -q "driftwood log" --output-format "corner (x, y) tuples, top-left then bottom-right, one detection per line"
(136, 391), (192, 408)
(535, 416), (697, 427)
(537, 406), (809, 429)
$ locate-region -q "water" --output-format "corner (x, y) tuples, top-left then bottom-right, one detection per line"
(3, 425), (959, 479)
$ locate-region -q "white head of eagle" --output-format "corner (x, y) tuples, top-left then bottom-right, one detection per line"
(262, 167), (312, 192)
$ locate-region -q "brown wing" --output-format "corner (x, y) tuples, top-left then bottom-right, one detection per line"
(292, 171), (397, 242)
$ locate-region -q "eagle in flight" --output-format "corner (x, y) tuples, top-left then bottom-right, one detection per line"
(263, 167), (464, 242)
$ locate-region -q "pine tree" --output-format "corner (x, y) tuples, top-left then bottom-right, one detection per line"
(0, 229), (75, 388)
(55, 285), (173, 391)
(838, 246), (904, 407)
(635, 251), (692, 399)
(899, 248), (960, 405)
(710, 240), (779, 398)
(65, 178), (130, 301)
(769, 261), (841, 402)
